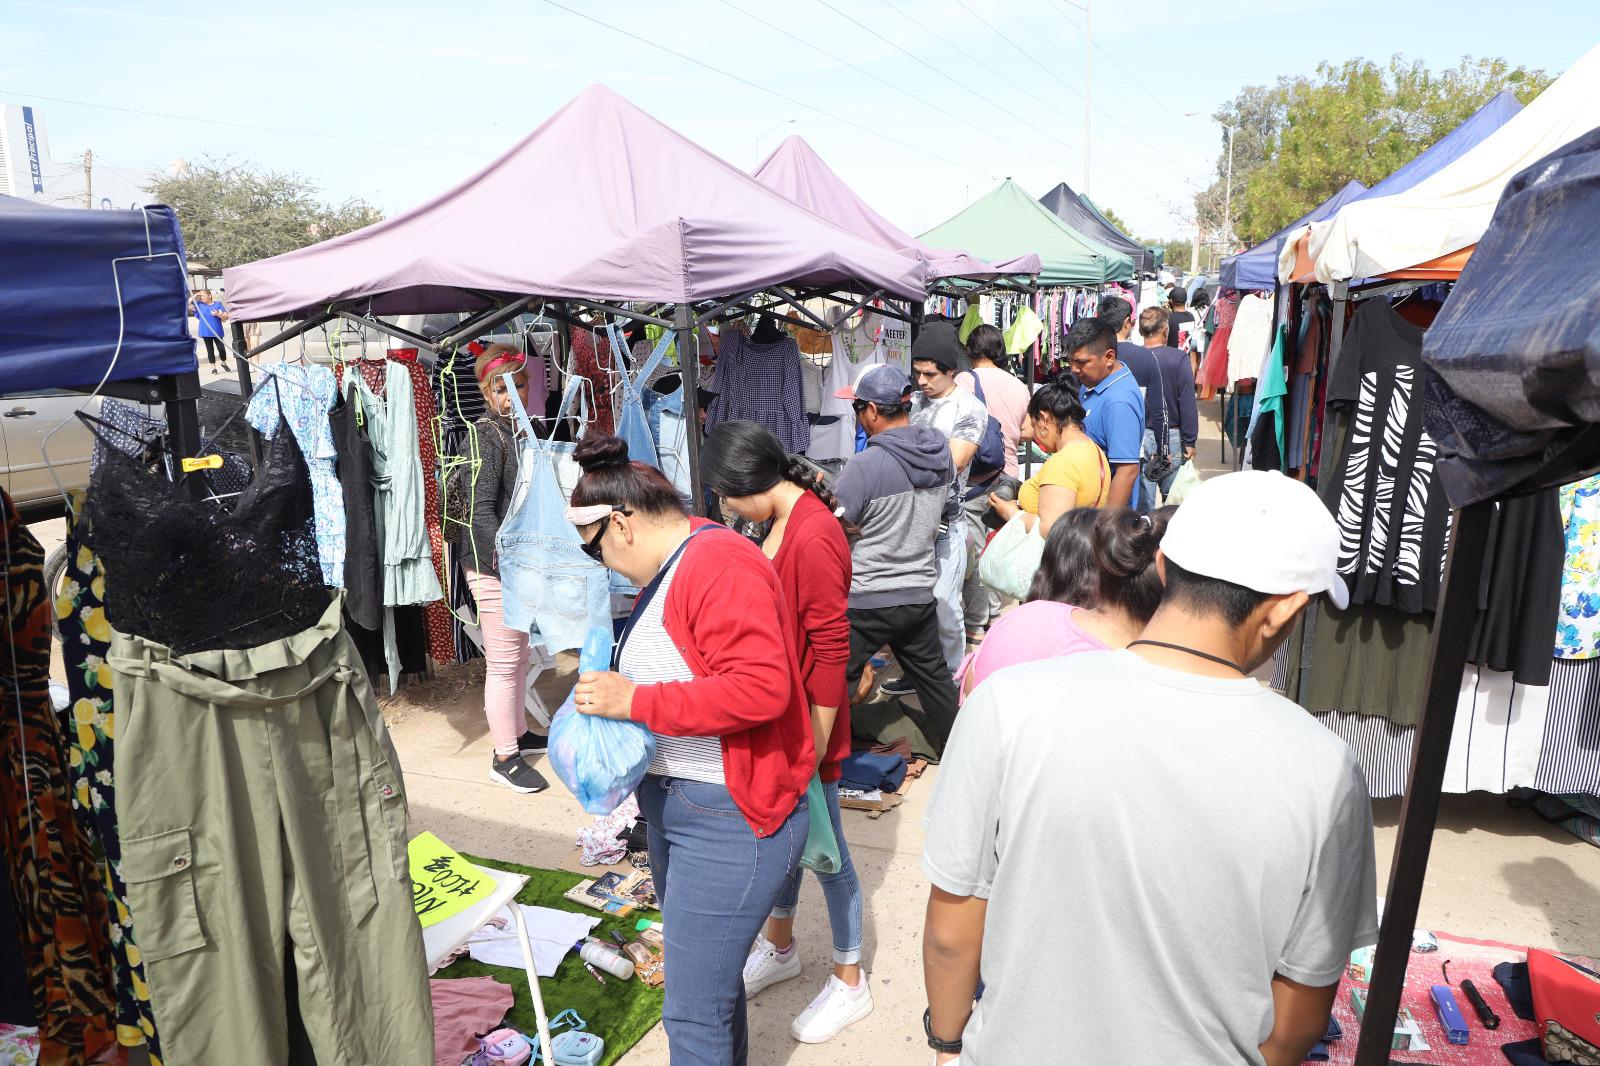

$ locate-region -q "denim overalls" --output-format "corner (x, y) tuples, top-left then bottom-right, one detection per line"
(495, 373), (609, 652)
(611, 324), (694, 506)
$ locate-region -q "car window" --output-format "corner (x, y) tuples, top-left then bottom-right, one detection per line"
(0, 387), (80, 400)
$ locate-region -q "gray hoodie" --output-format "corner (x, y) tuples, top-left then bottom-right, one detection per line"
(831, 423), (954, 608)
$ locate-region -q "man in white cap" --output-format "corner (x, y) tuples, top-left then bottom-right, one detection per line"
(920, 471), (1378, 1066)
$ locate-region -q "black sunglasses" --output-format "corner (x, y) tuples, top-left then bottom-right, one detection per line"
(580, 507), (633, 564)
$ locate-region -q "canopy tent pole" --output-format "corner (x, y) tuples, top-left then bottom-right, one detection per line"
(331, 312), (442, 361)
(435, 295), (540, 354)
(1353, 500), (1492, 1065)
(229, 320), (262, 467)
(673, 303), (706, 517)
(244, 309), (339, 360)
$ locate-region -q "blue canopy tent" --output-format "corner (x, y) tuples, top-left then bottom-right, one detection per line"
(1218, 179), (1368, 292)
(0, 196), (196, 392)
(0, 196), (207, 499)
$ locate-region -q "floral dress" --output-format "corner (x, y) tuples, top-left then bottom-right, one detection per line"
(55, 494), (163, 1063)
(1556, 474), (1600, 659)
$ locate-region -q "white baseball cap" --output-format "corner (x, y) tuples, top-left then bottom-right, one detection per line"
(1160, 470), (1349, 609)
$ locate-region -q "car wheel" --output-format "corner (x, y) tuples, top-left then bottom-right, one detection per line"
(43, 545), (70, 643)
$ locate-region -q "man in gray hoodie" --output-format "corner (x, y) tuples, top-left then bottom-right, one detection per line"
(831, 364), (961, 753)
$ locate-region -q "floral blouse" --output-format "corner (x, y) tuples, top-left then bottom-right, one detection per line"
(1556, 474), (1600, 659)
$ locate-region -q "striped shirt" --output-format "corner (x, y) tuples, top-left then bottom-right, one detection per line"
(621, 542), (726, 783)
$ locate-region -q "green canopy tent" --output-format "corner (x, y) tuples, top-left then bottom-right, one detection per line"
(919, 180), (1135, 286)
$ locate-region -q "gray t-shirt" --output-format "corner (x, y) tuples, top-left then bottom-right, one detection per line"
(922, 650), (1378, 1065)
(911, 382), (989, 523)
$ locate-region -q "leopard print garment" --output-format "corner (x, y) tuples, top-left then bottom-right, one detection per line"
(1, 489), (116, 1065)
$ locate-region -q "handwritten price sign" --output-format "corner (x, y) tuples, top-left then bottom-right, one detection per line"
(406, 831), (488, 928)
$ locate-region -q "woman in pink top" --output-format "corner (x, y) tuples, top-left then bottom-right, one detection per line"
(960, 506), (1175, 699)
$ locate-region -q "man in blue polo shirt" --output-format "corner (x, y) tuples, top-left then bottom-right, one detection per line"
(1066, 316), (1144, 508)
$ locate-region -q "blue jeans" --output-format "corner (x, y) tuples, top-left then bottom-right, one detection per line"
(1139, 427), (1186, 511)
(637, 775), (806, 1066)
(770, 780), (863, 965)
(933, 518), (968, 675)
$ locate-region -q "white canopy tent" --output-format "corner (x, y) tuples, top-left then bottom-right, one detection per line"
(1285, 42), (1600, 283)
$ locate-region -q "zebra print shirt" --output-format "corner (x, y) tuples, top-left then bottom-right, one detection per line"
(1326, 300), (1450, 614)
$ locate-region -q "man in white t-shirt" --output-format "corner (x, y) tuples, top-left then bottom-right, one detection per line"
(907, 325), (991, 679)
(921, 471), (1378, 1065)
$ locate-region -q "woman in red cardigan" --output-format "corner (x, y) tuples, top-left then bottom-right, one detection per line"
(702, 421), (870, 1045)
(568, 434), (812, 1066)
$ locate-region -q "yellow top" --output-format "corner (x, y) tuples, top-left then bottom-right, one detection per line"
(1018, 439), (1111, 513)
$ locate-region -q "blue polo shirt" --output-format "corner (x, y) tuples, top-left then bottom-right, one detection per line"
(1081, 365), (1147, 506)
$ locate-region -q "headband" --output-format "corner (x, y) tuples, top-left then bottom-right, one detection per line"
(565, 504), (615, 526)
(478, 352), (526, 383)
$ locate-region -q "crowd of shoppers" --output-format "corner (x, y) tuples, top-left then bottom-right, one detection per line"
(536, 303), (1375, 1065)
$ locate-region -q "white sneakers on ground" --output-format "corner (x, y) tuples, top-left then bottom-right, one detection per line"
(742, 935), (874, 1043)
(742, 933), (802, 996)
(790, 973), (874, 1043)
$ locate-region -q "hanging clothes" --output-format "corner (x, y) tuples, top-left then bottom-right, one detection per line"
(54, 496), (162, 1061)
(808, 309), (884, 463)
(1465, 490), (1564, 685)
(1326, 298), (1450, 614)
(1, 488), (117, 1066)
(1556, 474), (1600, 660)
(109, 594), (433, 1066)
(338, 356), (454, 665)
(568, 326), (617, 435)
(91, 398), (251, 498)
(1248, 325), (1289, 472)
(329, 383), (381, 633)
(705, 325), (809, 453)
(1227, 291), (1275, 386)
(246, 363), (347, 587)
(84, 414), (330, 656)
(349, 361), (445, 691)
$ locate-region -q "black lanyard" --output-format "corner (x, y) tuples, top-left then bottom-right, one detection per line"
(1125, 639), (1244, 675)
(610, 527), (709, 671)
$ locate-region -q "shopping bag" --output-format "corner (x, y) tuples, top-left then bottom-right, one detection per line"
(1163, 461), (1202, 506)
(977, 514), (1045, 600)
(547, 694), (657, 815)
(799, 775), (842, 874)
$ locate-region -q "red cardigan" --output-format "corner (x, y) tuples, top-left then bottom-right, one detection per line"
(771, 492), (853, 782)
(629, 519), (815, 837)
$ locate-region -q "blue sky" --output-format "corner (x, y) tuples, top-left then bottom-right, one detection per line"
(3, 0), (1592, 240)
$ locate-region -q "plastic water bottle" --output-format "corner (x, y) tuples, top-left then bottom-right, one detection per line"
(579, 625), (612, 674)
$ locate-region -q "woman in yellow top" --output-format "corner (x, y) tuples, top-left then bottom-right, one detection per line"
(990, 371), (1110, 536)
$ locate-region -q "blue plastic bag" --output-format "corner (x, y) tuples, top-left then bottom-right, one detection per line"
(548, 625), (656, 815)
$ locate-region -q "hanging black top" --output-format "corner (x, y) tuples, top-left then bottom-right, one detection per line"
(1422, 126), (1600, 507)
(1326, 298), (1451, 614)
(84, 413), (331, 654)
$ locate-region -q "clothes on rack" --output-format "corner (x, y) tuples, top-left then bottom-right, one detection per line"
(1, 488), (117, 1066)
(91, 398), (251, 499)
(55, 496), (162, 1060)
(330, 384), (382, 633)
(705, 324), (809, 453)
(1326, 298), (1450, 614)
(246, 363), (347, 587)
(1556, 474), (1600, 660)
(110, 594), (433, 1066)
(568, 326), (617, 436)
(1227, 291), (1275, 386)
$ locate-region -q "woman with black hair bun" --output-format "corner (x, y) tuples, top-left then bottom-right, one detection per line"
(702, 421), (872, 1043)
(565, 432), (815, 1065)
(990, 370), (1110, 537)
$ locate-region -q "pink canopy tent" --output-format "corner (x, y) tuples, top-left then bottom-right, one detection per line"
(753, 135), (1041, 284)
(223, 86), (926, 321)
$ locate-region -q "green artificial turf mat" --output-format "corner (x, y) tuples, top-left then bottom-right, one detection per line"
(435, 856), (663, 1066)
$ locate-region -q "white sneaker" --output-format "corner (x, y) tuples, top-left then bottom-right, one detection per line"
(790, 974), (874, 1043)
(742, 934), (802, 997)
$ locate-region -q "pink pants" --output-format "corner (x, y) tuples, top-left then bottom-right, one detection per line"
(467, 569), (531, 756)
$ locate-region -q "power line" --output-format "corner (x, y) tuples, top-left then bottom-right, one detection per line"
(945, 0), (1086, 106)
(0, 89), (493, 157)
(812, 0), (1088, 165)
(532, 0), (996, 179)
(1044, 0), (1215, 150)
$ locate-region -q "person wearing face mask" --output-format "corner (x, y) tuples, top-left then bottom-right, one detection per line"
(459, 345), (550, 794)
(566, 433), (813, 1066)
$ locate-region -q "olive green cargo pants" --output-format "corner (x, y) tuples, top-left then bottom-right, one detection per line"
(110, 596), (432, 1066)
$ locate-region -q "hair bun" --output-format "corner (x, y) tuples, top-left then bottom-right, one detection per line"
(573, 434), (630, 473)
(1047, 367), (1082, 391)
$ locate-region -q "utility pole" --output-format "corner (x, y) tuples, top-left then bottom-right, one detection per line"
(82, 148), (92, 209)
(1083, 0), (1091, 196)
(1190, 220), (1200, 275)
(1222, 124), (1235, 252)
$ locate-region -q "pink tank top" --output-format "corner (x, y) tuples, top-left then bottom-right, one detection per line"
(959, 602), (1111, 701)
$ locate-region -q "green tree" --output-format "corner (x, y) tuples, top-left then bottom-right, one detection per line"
(1096, 203), (1132, 236)
(1197, 55), (1551, 245)
(147, 158), (383, 269)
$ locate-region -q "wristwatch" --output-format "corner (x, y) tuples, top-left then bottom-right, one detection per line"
(923, 1008), (963, 1054)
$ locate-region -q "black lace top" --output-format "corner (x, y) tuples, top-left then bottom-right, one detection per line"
(84, 415), (332, 654)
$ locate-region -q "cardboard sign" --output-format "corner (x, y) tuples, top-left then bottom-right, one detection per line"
(407, 832), (490, 928)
